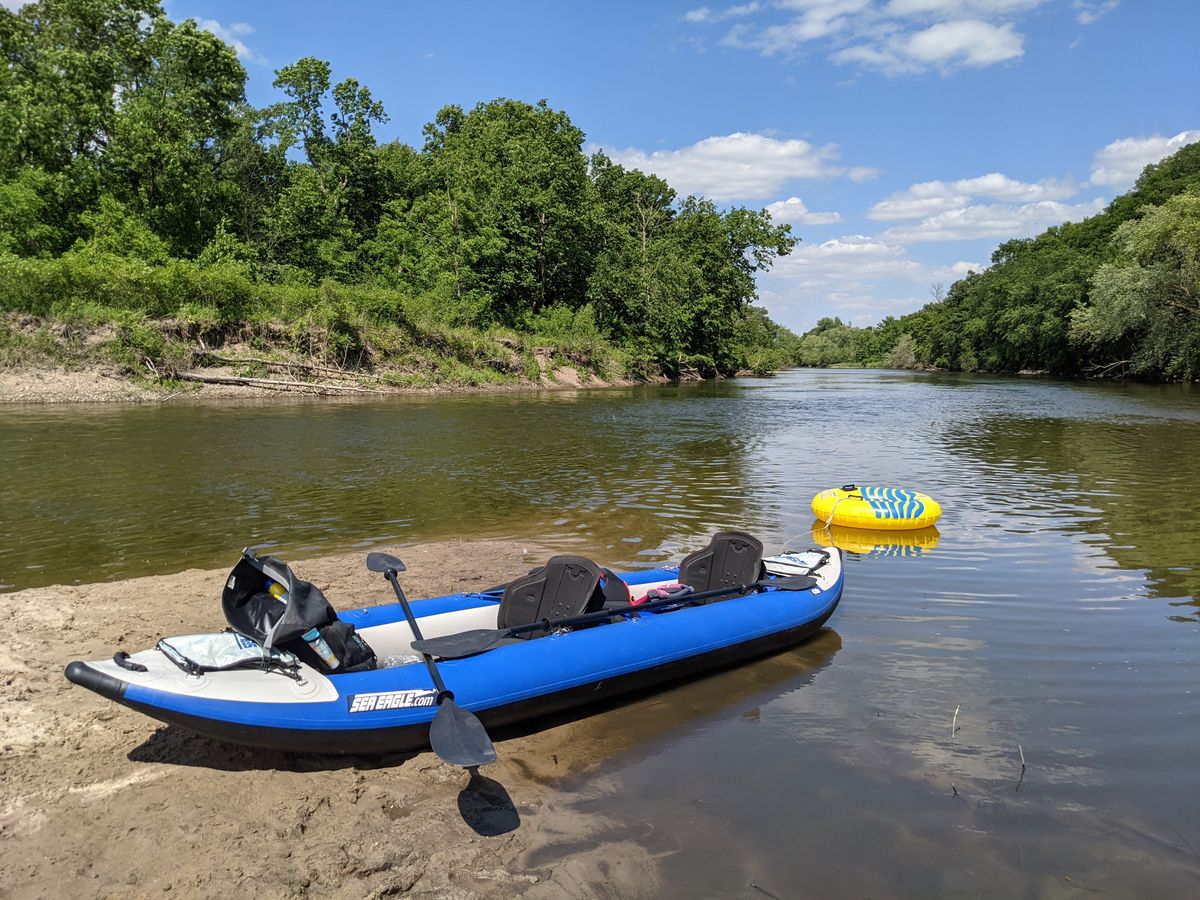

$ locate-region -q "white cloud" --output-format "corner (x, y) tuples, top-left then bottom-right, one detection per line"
(722, 0), (872, 53)
(686, 2), (763, 23)
(847, 166), (881, 181)
(835, 19), (1023, 72)
(691, 0), (1048, 75)
(882, 197), (1107, 242)
(903, 19), (1022, 66)
(868, 172), (1076, 220)
(606, 132), (866, 201)
(765, 196), (842, 225)
(1088, 130), (1200, 189)
(885, 0), (1046, 15)
(195, 18), (266, 65)
(775, 233), (968, 285)
(0, 0), (30, 9)
(1073, 0), (1118, 25)
(758, 232), (984, 328)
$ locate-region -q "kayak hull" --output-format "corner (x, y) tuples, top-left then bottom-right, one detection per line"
(65, 552), (843, 756)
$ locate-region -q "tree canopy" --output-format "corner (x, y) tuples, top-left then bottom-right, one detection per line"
(0, 0), (800, 376)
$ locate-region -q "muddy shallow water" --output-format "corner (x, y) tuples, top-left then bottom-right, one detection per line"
(2, 369), (1198, 896)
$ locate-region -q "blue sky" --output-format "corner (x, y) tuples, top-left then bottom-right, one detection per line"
(166, 1), (1200, 332)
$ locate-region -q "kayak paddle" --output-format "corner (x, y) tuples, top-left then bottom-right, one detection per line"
(412, 573), (818, 660)
(366, 551), (497, 768)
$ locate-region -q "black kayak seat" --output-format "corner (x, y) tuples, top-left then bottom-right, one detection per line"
(678, 531), (764, 594)
(497, 555), (604, 635)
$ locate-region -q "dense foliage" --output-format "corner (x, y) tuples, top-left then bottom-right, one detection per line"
(793, 143), (1200, 380)
(0, 0), (799, 377)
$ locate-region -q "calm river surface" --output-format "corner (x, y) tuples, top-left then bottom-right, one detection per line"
(2, 369), (1198, 895)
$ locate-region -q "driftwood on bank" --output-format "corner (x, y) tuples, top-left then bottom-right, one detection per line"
(174, 372), (387, 395)
(196, 352), (387, 382)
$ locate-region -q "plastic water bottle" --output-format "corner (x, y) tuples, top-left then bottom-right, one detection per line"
(266, 579), (339, 670)
(302, 627), (340, 670)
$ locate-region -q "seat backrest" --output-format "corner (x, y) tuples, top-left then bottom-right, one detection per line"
(497, 555), (604, 633)
(678, 531), (764, 593)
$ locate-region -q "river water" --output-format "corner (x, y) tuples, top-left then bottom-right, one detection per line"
(2, 370), (1198, 895)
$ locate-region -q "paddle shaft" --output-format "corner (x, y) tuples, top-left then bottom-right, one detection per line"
(506, 574), (815, 639)
(384, 569), (451, 700)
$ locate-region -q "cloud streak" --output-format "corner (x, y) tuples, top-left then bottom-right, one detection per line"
(606, 132), (875, 201)
(195, 18), (266, 66)
(689, 0), (1052, 75)
(765, 196), (843, 225)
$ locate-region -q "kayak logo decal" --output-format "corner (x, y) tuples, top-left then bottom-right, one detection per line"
(347, 689), (438, 713)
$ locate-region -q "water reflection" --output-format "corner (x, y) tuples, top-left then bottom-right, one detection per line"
(940, 412), (1200, 605)
(498, 629), (843, 782)
(810, 521), (940, 557)
(0, 387), (762, 590)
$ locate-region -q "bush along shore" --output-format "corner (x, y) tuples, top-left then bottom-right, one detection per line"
(0, 1), (805, 403)
(787, 143), (1200, 381)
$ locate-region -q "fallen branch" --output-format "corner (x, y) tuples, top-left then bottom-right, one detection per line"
(197, 352), (384, 381)
(174, 372), (387, 395)
(1084, 359), (1132, 376)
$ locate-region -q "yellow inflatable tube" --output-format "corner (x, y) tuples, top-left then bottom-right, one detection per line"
(812, 484), (942, 531)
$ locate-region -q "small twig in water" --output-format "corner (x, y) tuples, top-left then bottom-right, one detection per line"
(750, 883), (783, 900)
(952, 704), (960, 739)
(1019, 744), (1026, 770)
(1064, 874), (1106, 894)
(1015, 744), (1027, 793)
(951, 783), (958, 797)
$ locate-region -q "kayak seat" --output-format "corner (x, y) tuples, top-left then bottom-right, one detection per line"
(497, 555), (605, 635)
(678, 531), (764, 596)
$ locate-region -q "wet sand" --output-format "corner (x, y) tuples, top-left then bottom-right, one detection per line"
(0, 541), (659, 899)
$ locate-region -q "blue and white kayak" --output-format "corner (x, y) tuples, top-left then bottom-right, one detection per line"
(65, 549), (843, 755)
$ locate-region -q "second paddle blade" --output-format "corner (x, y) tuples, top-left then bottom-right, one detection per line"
(412, 629), (517, 660)
(429, 698), (497, 768)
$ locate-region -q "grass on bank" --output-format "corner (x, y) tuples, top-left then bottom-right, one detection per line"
(0, 253), (650, 388)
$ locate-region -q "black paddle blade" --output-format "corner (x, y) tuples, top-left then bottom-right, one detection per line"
(765, 575), (818, 591)
(411, 630), (519, 660)
(366, 551), (406, 574)
(429, 697), (497, 768)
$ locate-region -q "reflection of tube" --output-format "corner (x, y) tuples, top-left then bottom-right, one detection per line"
(811, 521), (940, 557)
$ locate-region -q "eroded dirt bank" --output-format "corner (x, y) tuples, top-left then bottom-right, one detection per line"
(0, 541), (658, 899)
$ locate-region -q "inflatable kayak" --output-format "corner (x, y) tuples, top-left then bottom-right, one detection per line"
(65, 532), (842, 759)
(812, 484), (941, 531)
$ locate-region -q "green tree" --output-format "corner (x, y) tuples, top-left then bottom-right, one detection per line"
(394, 99), (598, 323)
(1071, 191), (1200, 379)
(101, 17), (246, 257)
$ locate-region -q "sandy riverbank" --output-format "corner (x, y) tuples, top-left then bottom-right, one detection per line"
(0, 363), (656, 405)
(0, 541), (659, 899)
